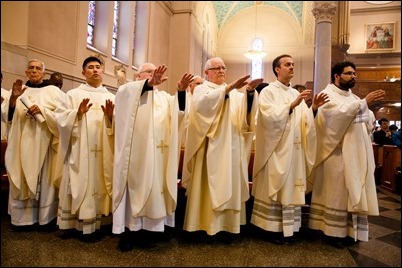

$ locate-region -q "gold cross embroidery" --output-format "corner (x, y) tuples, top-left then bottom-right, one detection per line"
(295, 179), (305, 192)
(91, 103), (102, 111)
(90, 144), (102, 158)
(294, 141), (301, 149)
(157, 140), (168, 153)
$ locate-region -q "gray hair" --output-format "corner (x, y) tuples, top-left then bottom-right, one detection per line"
(27, 59), (46, 72)
(204, 57), (224, 71)
(138, 62), (156, 73)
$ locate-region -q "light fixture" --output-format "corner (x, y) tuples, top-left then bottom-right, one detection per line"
(338, 33), (350, 61)
(244, 1), (267, 60)
(244, 49), (267, 60)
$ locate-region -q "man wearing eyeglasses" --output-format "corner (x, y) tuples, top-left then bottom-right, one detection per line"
(181, 57), (262, 242)
(308, 61), (385, 248)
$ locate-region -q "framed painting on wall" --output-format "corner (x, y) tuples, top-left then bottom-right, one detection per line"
(365, 22), (395, 51)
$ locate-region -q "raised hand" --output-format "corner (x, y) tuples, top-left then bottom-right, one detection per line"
(77, 98), (92, 120)
(311, 92), (330, 111)
(291, 89), (312, 109)
(9, 79), (27, 107)
(225, 75), (250, 94)
(148, 65), (168, 87)
(365, 89), (385, 105)
(101, 99), (114, 123)
(177, 73), (194, 91)
(246, 78), (264, 93)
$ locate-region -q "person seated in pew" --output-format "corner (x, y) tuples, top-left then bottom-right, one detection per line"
(373, 118), (393, 145)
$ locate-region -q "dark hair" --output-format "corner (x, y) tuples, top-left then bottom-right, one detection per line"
(82, 56), (102, 69)
(272, 54), (292, 77)
(331, 61), (356, 83)
(255, 82), (269, 94)
(389, 124), (398, 131)
(378, 118), (389, 125)
(49, 72), (63, 89)
(293, 84), (306, 92)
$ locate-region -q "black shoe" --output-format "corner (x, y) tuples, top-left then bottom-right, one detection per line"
(344, 236), (359, 246)
(133, 230), (154, 248)
(267, 232), (283, 245)
(59, 229), (78, 239)
(79, 232), (103, 243)
(37, 222), (58, 233)
(117, 234), (134, 252)
(11, 224), (36, 232)
(216, 231), (237, 244)
(324, 235), (346, 249)
(283, 236), (295, 244)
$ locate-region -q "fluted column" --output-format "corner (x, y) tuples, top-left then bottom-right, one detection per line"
(338, 1), (350, 45)
(312, 1), (337, 94)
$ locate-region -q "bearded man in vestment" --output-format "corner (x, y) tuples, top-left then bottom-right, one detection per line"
(113, 63), (193, 251)
(56, 56), (115, 237)
(3, 59), (66, 228)
(308, 61), (384, 248)
(181, 57), (262, 240)
(251, 54), (329, 244)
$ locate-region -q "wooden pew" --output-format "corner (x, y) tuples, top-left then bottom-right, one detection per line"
(372, 144), (384, 185)
(381, 145), (401, 193)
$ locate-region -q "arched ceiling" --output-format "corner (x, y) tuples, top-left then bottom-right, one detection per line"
(212, 1), (304, 29)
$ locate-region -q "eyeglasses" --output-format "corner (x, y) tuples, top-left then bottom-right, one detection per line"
(207, 66), (227, 71)
(341, 72), (357, 76)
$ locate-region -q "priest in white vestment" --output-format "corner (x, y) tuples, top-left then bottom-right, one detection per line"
(113, 63), (192, 251)
(4, 59), (66, 228)
(181, 57), (262, 238)
(251, 54), (329, 244)
(56, 56), (115, 236)
(308, 61), (384, 248)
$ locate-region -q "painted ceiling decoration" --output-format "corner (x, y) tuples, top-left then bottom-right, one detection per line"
(212, 1), (304, 29)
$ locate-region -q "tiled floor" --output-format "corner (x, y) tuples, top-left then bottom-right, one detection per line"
(1, 187), (400, 267)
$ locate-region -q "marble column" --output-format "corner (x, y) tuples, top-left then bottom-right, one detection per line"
(312, 2), (337, 94)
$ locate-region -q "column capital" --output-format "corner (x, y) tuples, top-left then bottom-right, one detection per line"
(312, 1), (337, 23)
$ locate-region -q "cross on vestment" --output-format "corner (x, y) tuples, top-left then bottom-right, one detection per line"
(90, 144), (102, 158)
(91, 103), (103, 113)
(294, 179), (305, 192)
(157, 140), (168, 153)
(294, 141), (301, 149)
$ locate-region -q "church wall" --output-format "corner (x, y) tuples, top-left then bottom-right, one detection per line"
(218, 5), (313, 86)
(28, 2), (78, 65)
(1, 2), (124, 92)
(167, 1), (218, 91)
(1, 1), (29, 47)
(168, 3), (192, 95)
(0, 2), (175, 93)
(349, 1), (401, 54)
